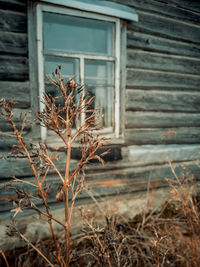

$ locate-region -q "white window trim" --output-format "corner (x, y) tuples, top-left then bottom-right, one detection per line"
(41, 0), (138, 22)
(36, 3), (121, 141)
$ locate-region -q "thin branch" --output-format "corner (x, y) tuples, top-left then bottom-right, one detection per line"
(0, 249), (10, 267)
(18, 232), (54, 267)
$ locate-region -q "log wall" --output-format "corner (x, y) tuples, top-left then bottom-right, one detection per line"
(113, 0), (200, 145)
(0, 0), (200, 221)
(0, 0), (30, 138)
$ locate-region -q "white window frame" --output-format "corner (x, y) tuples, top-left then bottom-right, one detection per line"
(36, 4), (121, 141)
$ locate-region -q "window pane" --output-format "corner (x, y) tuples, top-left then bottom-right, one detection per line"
(44, 55), (79, 82)
(44, 56), (79, 112)
(85, 60), (115, 86)
(85, 60), (115, 128)
(43, 12), (114, 56)
(86, 85), (114, 128)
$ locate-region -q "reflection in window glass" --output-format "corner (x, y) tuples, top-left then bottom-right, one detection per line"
(42, 9), (117, 133)
(44, 56), (79, 81)
(85, 60), (114, 86)
(43, 12), (114, 56)
(86, 85), (114, 128)
(44, 56), (79, 114)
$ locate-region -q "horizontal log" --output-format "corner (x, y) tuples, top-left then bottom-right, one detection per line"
(0, 153), (68, 179)
(114, 0), (200, 25)
(128, 10), (200, 44)
(0, 81), (30, 108)
(125, 127), (200, 145)
(2, 138), (198, 178)
(161, 0), (200, 13)
(0, 55), (28, 81)
(125, 111), (200, 128)
(0, 133), (32, 151)
(1, 160), (199, 212)
(127, 31), (200, 58)
(128, 144), (200, 166)
(0, 0), (27, 12)
(0, 158), (33, 179)
(126, 69), (200, 89)
(0, 32), (27, 55)
(0, 108), (32, 131)
(127, 50), (200, 75)
(0, 9), (27, 33)
(126, 89), (200, 112)
(0, 137), (19, 151)
(0, 146), (122, 179)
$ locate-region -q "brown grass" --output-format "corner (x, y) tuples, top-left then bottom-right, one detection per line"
(1, 175), (199, 267)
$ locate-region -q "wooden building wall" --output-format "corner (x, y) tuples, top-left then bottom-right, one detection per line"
(0, 0), (200, 221)
(0, 0), (30, 144)
(109, 0), (200, 145)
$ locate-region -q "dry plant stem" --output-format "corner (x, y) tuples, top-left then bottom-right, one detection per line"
(64, 135), (71, 267)
(83, 216), (112, 267)
(0, 249), (10, 267)
(1, 74), (108, 267)
(22, 146), (62, 267)
(33, 205), (65, 228)
(9, 120), (62, 267)
(41, 193), (62, 267)
(40, 166), (50, 185)
(18, 232), (54, 267)
(168, 158), (200, 266)
(69, 195), (75, 224)
(13, 177), (38, 188)
(64, 184), (69, 267)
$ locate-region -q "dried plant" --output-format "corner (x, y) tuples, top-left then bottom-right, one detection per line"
(0, 67), (108, 267)
(69, 163), (200, 267)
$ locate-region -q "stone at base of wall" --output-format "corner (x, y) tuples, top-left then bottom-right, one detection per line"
(0, 188), (170, 252)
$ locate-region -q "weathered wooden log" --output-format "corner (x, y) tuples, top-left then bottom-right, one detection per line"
(125, 127), (200, 145)
(0, 151), (68, 179)
(0, 136), (19, 151)
(126, 69), (200, 89)
(127, 50), (200, 75)
(160, 0), (200, 13)
(127, 31), (200, 58)
(125, 111), (200, 128)
(1, 160), (199, 212)
(0, 9), (27, 33)
(114, 0), (200, 25)
(0, 55), (28, 81)
(128, 144), (200, 166)
(0, 0), (26, 12)
(0, 133), (32, 151)
(0, 81), (30, 108)
(0, 32), (27, 55)
(126, 89), (200, 112)
(128, 10), (200, 44)
(0, 108), (32, 131)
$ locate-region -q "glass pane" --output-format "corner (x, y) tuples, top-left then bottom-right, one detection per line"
(85, 60), (115, 86)
(43, 12), (114, 56)
(44, 55), (79, 82)
(44, 56), (79, 119)
(86, 85), (114, 128)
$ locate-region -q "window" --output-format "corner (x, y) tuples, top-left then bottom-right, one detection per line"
(36, 4), (120, 140)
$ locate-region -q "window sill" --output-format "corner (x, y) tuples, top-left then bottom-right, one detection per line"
(46, 135), (125, 162)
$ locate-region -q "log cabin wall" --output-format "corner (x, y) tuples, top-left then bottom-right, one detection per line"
(0, 0), (30, 145)
(107, 0), (200, 145)
(0, 0), (200, 222)
(0, 0), (31, 220)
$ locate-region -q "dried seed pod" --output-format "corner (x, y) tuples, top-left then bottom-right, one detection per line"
(56, 185), (65, 202)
